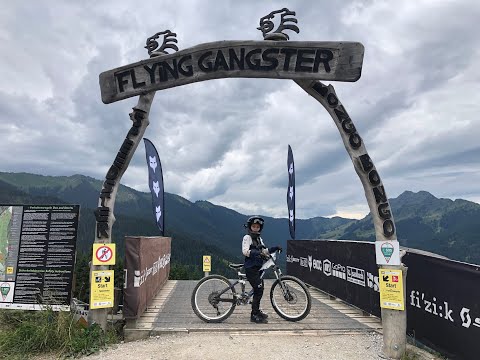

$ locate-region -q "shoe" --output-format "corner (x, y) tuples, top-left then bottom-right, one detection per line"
(258, 310), (268, 319)
(250, 313), (268, 324)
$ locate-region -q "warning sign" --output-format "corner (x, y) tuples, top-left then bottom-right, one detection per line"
(379, 268), (404, 310)
(203, 255), (211, 272)
(90, 270), (114, 309)
(92, 244), (116, 265)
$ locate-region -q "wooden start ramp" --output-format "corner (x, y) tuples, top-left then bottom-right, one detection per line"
(124, 280), (382, 342)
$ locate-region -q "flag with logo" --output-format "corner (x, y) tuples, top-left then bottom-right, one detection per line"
(144, 138), (165, 235)
(287, 145), (295, 239)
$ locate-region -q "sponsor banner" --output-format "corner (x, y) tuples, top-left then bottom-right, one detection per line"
(123, 236), (171, 318)
(404, 251), (480, 360)
(287, 240), (480, 359)
(286, 145), (295, 239)
(287, 240), (380, 317)
(0, 205), (79, 311)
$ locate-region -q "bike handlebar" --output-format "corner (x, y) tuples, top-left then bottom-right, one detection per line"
(261, 248), (282, 260)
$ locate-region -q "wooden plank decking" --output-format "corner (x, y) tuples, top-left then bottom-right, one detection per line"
(124, 280), (381, 341)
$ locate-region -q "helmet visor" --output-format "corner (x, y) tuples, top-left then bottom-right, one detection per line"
(252, 218), (264, 225)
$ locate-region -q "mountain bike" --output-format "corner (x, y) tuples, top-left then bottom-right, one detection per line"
(191, 250), (311, 322)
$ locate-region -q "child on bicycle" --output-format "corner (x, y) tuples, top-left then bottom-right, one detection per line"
(242, 215), (282, 324)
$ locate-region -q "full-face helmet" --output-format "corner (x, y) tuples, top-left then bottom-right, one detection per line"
(245, 215), (264, 234)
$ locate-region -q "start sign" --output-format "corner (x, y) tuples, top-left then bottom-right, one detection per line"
(92, 243), (116, 265)
(90, 270), (114, 309)
(379, 268), (405, 311)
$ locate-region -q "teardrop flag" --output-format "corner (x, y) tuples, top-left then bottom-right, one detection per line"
(287, 145), (295, 239)
(144, 138), (165, 235)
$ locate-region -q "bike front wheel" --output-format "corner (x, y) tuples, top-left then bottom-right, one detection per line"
(191, 275), (236, 323)
(270, 275), (311, 321)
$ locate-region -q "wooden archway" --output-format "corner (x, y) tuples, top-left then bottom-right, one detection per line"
(91, 9), (405, 359)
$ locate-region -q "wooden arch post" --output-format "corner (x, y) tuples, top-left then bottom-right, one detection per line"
(294, 79), (407, 359)
(257, 12), (407, 356)
(89, 92), (156, 330)
(89, 31), (179, 329)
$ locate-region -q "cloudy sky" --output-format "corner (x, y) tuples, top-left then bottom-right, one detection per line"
(1, 0), (479, 219)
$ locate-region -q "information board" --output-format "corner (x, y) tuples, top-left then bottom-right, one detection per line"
(0, 205), (79, 310)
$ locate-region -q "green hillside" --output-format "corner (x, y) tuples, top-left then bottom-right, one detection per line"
(0, 172), (344, 262)
(0, 172), (478, 266)
(330, 191), (480, 264)
(0, 174), (236, 281)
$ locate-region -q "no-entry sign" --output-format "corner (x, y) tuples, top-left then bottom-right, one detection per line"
(92, 243), (116, 265)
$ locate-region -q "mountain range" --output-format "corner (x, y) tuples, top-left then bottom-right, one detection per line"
(0, 172), (478, 271)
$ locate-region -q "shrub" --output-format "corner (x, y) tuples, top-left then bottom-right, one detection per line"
(0, 308), (119, 358)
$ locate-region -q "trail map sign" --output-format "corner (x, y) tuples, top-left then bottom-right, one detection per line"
(375, 240), (401, 265)
(0, 205), (79, 310)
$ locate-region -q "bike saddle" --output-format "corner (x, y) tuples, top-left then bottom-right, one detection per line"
(228, 263), (244, 269)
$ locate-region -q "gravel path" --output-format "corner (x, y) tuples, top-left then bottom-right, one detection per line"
(83, 331), (386, 360)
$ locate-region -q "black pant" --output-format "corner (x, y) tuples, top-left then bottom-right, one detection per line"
(245, 266), (264, 315)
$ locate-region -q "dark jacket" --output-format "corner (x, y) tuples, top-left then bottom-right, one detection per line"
(242, 234), (276, 269)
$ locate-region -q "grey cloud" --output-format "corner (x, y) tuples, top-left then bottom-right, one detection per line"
(1, 0), (480, 220)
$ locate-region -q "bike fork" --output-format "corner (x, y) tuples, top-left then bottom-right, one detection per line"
(274, 270), (291, 297)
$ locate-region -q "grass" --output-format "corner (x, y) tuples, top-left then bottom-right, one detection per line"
(401, 349), (420, 360)
(0, 308), (120, 359)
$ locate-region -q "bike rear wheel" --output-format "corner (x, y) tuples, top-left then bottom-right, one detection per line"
(270, 275), (311, 321)
(191, 275), (236, 323)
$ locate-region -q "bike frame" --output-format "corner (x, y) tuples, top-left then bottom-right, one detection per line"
(215, 251), (289, 304)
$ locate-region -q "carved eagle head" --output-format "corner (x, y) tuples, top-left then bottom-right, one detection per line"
(257, 8), (300, 40)
(145, 30), (179, 57)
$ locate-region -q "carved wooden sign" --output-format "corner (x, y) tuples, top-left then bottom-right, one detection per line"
(99, 40), (364, 104)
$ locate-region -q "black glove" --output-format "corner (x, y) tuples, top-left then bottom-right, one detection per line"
(276, 246), (283, 253)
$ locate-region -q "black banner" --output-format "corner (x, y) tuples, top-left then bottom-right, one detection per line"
(144, 138), (165, 235)
(0, 205), (79, 310)
(403, 251), (480, 360)
(287, 240), (380, 316)
(286, 240), (480, 359)
(287, 145), (295, 239)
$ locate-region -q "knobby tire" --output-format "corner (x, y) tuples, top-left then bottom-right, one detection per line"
(191, 275), (236, 323)
(270, 275), (311, 321)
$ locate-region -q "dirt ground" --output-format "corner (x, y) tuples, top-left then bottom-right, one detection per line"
(29, 330), (441, 359)
(82, 331), (387, 360)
